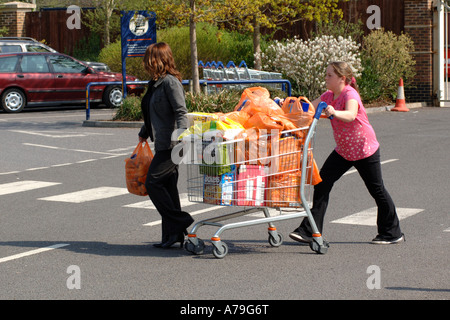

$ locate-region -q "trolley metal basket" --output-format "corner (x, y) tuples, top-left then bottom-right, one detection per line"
(183, 102), (330, 258)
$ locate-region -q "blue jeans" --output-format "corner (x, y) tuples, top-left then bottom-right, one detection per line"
(298, 148), (402, 239)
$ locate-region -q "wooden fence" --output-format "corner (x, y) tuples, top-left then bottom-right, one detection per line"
(24, 1), (406, 56)
(25, 8), (96, 55)
(270, 0), (405, 40)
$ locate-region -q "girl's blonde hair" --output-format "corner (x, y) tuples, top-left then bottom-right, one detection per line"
(329, 61), (359, 93)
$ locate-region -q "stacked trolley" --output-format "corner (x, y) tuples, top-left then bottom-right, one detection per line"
(183, 102), (330, 258)
(199, 60), (283, 93)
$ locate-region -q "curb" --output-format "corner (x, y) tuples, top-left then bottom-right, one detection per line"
(82, 102), (428, 128)
(365, 101), (427, 113)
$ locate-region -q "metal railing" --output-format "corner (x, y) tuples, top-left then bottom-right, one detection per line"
(85, 79), (291, 120)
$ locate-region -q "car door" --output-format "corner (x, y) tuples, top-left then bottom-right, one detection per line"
(48, 54), (98, 102)
(0, 55), (20, 91)
(16, 54), (55, 102)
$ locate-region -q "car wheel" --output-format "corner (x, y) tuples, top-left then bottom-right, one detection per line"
(103, 86), (123, 108)
(1, 88), (26, 113)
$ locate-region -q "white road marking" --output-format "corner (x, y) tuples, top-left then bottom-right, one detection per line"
(38, 187), (129, 203)
(0, 180), (61, 196)
(142, 206), (220, 227)
(331, 207), (424, 226)
(9, 130), (113, 138)
(125, 197), (193, 210)
(126, 194), (224, 227)
(50, 163), (73, 168)
(76, 159), (97, 164)
(0, 171), (21, 176)
(23, 143), (126, 156)
(0, 244), (69, 264)
(10, 130), (86, 138)
(444, 228), (450, 232)
(26, 167), (50, 171)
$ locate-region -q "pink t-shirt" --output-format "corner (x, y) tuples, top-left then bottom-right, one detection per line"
(320, 85), (379, 161)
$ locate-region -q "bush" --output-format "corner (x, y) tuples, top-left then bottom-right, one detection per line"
(112, 90), (241, 121)
(113, 95), (142, 121)
(358, 57), (383, 104)
(98, 41), (148, 80)
(98, 23), (255, 81)
(185, 90), (242, 113)
(362, 28), (416, 100)
(112, 85), (286, 121)
(159, 23), (254, 79)
(261, 35), (362, 99)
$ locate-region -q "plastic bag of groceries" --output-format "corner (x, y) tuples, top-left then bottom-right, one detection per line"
(125, 141), (153, 196)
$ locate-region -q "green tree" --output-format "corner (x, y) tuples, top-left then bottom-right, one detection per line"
(216, 0), (344, 70)
(146, 0), (220, 93)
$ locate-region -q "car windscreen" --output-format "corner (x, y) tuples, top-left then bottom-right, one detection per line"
(0, 45), (22, 53)
(0, 56), (19, 72)
(49, 55), (86, 73)
(26, 44), (52, 53)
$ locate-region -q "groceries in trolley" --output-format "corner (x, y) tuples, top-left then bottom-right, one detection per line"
(178, 87), (322, 208)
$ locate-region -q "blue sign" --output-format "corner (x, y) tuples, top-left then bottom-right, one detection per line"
(121, 10), (156, 57)
(120, 10), (156, 97)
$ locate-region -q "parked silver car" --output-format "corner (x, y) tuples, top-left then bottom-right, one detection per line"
(0, 37), (110, 72)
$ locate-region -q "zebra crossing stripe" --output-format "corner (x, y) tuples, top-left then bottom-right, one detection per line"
(331, 207), (424, 226)
(0, 244), (69, 264)
(123, 194), (224, 227)
(38, 187), (129, 203)
(0, 180), (61, 196)
(124, 195), (192, 210)
(142, 206), (220, 227)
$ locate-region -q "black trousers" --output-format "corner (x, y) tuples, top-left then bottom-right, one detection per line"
(299, 148), (402, 239)
(145, 149), (193, 239)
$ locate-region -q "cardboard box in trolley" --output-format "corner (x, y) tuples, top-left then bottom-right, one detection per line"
(203, 171), (235, 206)
(236, 165), (269, 206)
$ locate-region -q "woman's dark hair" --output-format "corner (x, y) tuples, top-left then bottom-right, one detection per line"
(143, 42), (182, 82)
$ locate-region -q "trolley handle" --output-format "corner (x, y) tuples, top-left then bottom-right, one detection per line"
(316, 101), (334, 120)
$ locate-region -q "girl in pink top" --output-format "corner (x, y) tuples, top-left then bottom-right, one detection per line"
(289, 61), (404, 244)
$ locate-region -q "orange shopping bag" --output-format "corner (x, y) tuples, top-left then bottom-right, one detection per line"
(125, 141), (153, 196)
(281, 96), (315, 128)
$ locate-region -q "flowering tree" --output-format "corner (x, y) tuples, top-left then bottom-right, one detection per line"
(260, 35), (362, 99)
(216, 0), (343, 70)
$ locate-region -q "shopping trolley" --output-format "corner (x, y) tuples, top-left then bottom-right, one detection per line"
(183, 102), (330, 258)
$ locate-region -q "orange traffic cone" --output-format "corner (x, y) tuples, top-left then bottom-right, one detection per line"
(391, 78), (409, 112)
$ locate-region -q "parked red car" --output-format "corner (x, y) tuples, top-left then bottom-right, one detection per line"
(0, 52), (144, 113)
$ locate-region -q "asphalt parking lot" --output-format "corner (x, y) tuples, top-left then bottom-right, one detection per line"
(0, 105), (449, 305)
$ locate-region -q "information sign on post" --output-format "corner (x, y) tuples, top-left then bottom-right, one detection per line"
(120, 10), (156, 97)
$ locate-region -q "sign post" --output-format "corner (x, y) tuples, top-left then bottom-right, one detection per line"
(120, 10), (156, 97)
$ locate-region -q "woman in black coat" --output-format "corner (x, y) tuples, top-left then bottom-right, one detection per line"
(138, 42), (193, 249)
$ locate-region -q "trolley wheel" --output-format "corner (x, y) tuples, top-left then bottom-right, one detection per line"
(184, 238), (205, 255)
(212, 242), (228, 259)
(309, 239), (329, 254)
(268, 232), (283, 247)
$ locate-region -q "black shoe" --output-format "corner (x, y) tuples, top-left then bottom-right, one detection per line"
(153, 242), (164, 248)
(153, 235), (169, 248)
(371, 233), (405, 244)
(161, 233), (185, 249)
(289, 228), (313, 244)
